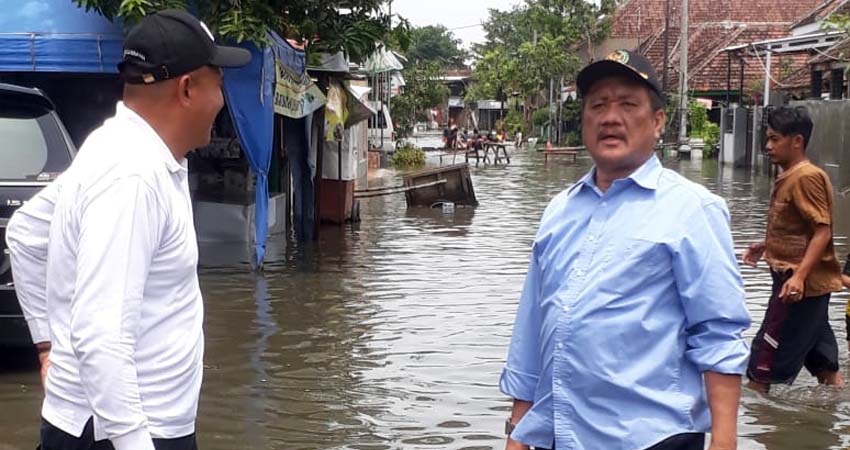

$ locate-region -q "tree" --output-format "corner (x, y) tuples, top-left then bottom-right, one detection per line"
(391, 62), (450, 137)
(469, 0), (613, 133)
(405, 25), (467, 68)
(73, 0), (409, 62)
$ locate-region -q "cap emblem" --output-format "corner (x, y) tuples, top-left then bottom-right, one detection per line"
(607, 50), (630, 65)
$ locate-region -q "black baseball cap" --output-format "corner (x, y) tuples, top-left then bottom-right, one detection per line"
(119, 9), (252, 84)
(576, 49), (664, 99)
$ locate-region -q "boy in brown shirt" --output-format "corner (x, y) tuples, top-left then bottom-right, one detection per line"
(743, 106), (844, 393)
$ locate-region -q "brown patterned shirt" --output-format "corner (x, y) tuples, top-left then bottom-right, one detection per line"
(764, 161), (842, 296)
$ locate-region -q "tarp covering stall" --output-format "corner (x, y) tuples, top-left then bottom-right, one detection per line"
(223, 32), (325, 264)
(0, 0), (123, 73)
(222, 40), (275, 268)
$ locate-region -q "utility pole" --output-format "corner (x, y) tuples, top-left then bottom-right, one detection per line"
(662, 0), (670, 93)
(678, 0), (690, 152)
(548, 78), (554, 143)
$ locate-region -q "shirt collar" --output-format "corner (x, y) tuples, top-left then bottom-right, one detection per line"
(115, 102), (186, 174)
(577, 154), (662, 192)
(776, 159), (810, 182)
(628, 154), (662, 190)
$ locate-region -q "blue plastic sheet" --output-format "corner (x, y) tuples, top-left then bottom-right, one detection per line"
(223, 42), (275, 268)
(0, 0), (124, 73)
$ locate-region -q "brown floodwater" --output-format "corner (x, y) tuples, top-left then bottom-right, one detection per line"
(2, 148), (850, 450)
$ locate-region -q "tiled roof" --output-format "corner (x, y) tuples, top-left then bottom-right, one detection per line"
(608, 0), (826, 94)
(792, 0), (850, 29)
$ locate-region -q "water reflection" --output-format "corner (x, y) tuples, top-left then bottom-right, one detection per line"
(1, 150), (850, 450)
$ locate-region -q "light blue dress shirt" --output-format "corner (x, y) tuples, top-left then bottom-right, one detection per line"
(500, 155), (751, 450)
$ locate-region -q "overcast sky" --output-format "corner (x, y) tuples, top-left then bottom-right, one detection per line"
(392, 0), (601, 49)
(391, 0), (524, 49)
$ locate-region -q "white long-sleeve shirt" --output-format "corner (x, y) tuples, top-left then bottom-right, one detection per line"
(7, 102), (204, 450)
(6, 180), (58, 344)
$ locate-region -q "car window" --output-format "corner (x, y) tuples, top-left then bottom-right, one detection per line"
(0, 105), (71, 181)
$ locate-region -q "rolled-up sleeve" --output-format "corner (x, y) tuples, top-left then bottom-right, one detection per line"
(6, 182), (59, 344)
(500, 244), (544, 401)
(672, 200), (751, 375)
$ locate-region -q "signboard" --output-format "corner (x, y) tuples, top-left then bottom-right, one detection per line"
(324, 80), (348, 141)
(274, 60), (326, 119)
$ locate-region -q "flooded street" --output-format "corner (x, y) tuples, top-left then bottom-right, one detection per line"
(3, 148), (850, 450)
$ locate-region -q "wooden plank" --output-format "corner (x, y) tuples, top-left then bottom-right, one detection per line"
(402, 163), (470, 178)
(354, 179), (447, 198)
(538, 145), (586, 152)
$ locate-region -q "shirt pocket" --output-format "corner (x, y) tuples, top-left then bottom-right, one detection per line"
(624, 237), (671, 274)
(603, 237), (672, 295)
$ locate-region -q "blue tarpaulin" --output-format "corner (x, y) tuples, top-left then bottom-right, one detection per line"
(0, 0), (124, 73)
(223, 41), (275, 268)
(224, 32), (308, 266)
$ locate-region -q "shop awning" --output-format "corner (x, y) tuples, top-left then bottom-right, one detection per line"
(363, 46), (404, 74)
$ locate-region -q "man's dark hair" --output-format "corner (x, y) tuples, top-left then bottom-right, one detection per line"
(767, 106), (813, 150)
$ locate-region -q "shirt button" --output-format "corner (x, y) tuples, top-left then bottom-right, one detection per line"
(562, 305), (569, 312)
(557, 343), (564, 349)
(601, 201), (608, 207)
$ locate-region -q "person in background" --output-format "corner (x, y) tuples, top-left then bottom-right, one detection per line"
(459, 128), (469, 149)
(743, 105), (844, 393)
(449, 124), (459, 149)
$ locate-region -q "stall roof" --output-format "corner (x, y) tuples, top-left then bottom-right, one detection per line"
(364, 46), (404, 74)
(0, 0), (124, 73)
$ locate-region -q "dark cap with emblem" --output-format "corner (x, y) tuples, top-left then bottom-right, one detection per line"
(576, 49), (664, 99)
(119, 9), (252, 84)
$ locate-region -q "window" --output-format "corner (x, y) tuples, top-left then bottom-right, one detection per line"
(0, 104), (71, 181)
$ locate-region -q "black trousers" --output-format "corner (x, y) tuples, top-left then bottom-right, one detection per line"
(39, 418), (198, 450)
(535, 432), (705, 450)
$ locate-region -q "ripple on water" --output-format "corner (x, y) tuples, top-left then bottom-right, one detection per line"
(2, 152), (850, 450)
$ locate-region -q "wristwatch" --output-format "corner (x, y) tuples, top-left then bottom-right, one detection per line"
(505, 418), (516, 436)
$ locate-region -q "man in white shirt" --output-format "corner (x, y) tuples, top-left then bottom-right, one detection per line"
(6, 9), (250, 450)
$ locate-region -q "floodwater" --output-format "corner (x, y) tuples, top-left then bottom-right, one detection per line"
(3, 146), (850, 450)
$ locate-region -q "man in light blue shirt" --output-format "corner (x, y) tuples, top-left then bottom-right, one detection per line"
(501, 50), (751, 450)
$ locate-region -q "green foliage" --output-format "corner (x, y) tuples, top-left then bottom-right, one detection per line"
(391, 144), (426, 168)
(405, 25), (467, 68)
(825, 13), (850, 33)
(74, 0), (408, 62)
(532, 108), (550, 128)
(687, 100), (719, 157)
(563, 130), (582, 146)
(702, 122), (720, 159)
(476, 0), (616, 58)
(504, 109), (527, 134)
(561, 100), (581, 124)
(689, 101), (708, 136)
(470, 0), (614, 123)
(391, 62), (450, 138)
